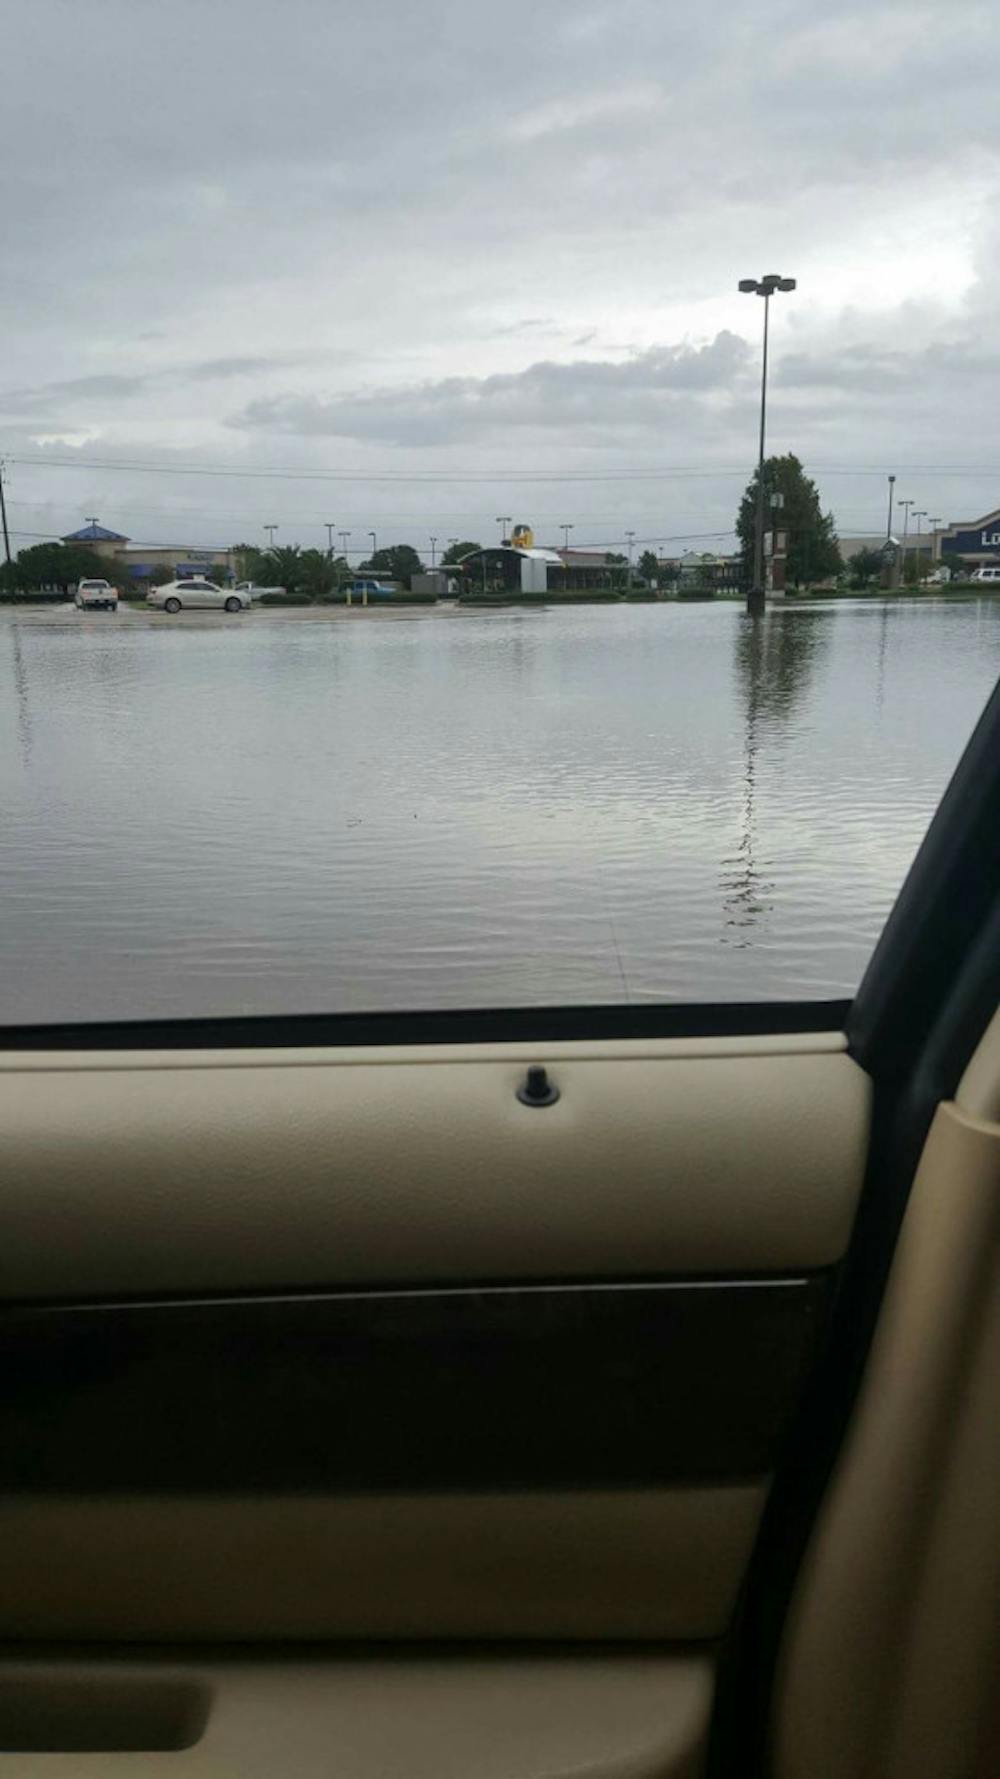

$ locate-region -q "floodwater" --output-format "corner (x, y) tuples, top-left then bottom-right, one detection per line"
(1, 597), (997, 1024)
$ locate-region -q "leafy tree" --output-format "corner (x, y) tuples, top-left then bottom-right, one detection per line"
(358, 544), (425, 587)
(846, 547), (884, 589)
(736, 454), (841, 588)
(638, 550), (659, 585)
(441, 540), (481, 565)
(1, 541), (119, 591)
(257, 544), (304, 591)
(297, 548), (339, 599)
(232, 543), (268, 584)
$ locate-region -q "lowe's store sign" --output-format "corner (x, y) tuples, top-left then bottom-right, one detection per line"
(941, 510), (1000, 555)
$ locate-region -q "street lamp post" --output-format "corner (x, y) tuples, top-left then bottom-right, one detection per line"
(496, 515), (511, 542)
(325, 522), (336, 559)
(429, 536), (437, 568)
(899, 500), (913, 579)
(886, 475), (896, 544)
(368, 531), (377, 563)
(339, 531), (351, 559)
(913, 510), (927, 585)
(264, 525), (278, 549)
(561, 524), (574, 550)
(929, 517), (942, 572)
(739, 273), (797, 614)
(625, 530), (635, 596)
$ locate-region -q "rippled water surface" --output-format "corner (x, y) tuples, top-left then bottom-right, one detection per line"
(2, 598), (997, 1023)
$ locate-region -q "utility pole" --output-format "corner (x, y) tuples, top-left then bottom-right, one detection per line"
(886, 474), (896, 543)
(561, 524), (573, 551)
(625, 530), (635, 596)
(739, 274), (797, 614)
(429, 536), (437, 567)
(325, 522), (336, 559)
(0, 460), (11, 565)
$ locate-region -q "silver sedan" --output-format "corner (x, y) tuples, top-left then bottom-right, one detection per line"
(146, 580), (251, 614)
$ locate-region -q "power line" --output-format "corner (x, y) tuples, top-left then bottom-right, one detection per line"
(6, 450), (1000, 486)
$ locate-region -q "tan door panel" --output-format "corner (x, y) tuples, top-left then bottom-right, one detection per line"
(0, 1036), (869, 1297)
(0, 1651), (712, 1779)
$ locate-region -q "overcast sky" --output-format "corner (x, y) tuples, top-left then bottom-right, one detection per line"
(3, 0), (998, 558)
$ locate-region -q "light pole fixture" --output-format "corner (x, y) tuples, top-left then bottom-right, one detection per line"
(496, 515), (512, 542)
(625, 530), (635, 594)
(561, 524), (574, 550)
(898, 499), (913, 576)
(886, 475), (896, 543)
(913, 510), (927, 583)
(339, 531), (351, 558)
(429, 535), (437, 567)
(325, 522), (336, 559)
(368, 530), (377, 561)
(263, 525), (279, 549)
(738, 273), (797, 613)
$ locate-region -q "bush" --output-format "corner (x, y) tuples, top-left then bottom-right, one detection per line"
(0, 588), (70, 604)
(259, 592), (312, 606)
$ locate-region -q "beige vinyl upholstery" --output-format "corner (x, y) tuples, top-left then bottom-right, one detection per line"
(0, 1487), (765, 1644)
(773, 1092), (1000, 1779)
(0, 1035), (869, 1297)
(0, 1652), (713, 1779)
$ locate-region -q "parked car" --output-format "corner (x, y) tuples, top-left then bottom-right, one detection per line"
(75, 578), (118, 611)
(146, 580), (251, 613)
(234, 580), (286, 599)
(971, 564), (1000, 584)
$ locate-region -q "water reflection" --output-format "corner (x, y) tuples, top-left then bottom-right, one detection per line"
(6, 621), (33, 764)
(721, 609), (828, 943)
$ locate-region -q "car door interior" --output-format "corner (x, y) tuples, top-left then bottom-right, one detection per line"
(0, 680), (996, 1779)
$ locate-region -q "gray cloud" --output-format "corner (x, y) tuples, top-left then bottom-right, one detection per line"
(231, 334), (753, 445)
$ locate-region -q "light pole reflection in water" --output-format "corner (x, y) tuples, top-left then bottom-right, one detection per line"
(721, 609), (828, 943)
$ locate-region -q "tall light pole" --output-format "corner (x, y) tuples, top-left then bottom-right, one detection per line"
(496, 515), (511, 542)
(739, 273), (797, 614)
(264, 525), (278, 549)
(368, 530), (377, 563)
(325, 522), (336, 559)
(339, 531), (351, 559)
(0, 460), (11, 565)
(913, 510), (927, 584)
(929, 516), (942, 570)
(561, 524), (574, 551)
(886, 474), (896, 543)
(625, 530), (635, 596)
(899, 499), (913, 579)
(429, 535), (437, 567)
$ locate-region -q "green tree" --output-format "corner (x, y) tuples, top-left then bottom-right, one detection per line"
(259, 544), (305, 592)
(736, 454), (841, 588)
(297, 548), (338, 599)
(1, 541), (117, 591)
(847, 547), (884, 589)
(441, 539), (481, 565)
(359, 544), (425, 587)
(638, 549), (659, 585)
(232, 543), (268, 584)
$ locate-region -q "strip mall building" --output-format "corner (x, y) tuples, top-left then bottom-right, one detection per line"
(935, 506), (1000, 567)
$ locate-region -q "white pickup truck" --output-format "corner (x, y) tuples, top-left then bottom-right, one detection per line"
(75, 578), (118, 611)
(235, 581), (286, 600)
